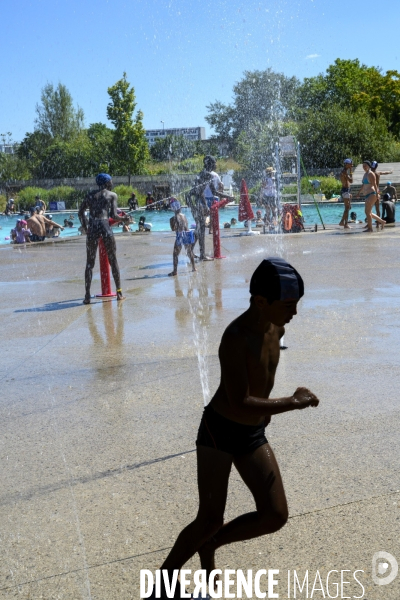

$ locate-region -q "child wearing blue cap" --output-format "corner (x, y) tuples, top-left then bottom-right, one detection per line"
(168, 199), (196, 276)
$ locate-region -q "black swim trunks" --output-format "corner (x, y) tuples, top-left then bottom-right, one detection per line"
(196, 404), (268, 457)
(87, 218), (114, 242)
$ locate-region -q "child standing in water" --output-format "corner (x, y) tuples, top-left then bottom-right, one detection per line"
(150, 257), (319, 599)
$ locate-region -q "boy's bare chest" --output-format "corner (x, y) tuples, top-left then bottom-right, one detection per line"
(245, 335), (280, 383)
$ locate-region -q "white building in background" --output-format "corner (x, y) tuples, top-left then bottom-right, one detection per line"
(145, 126), (206, 146)
(0, 144), (16, 154)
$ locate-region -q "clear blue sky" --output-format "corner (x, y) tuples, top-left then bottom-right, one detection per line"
(2, 0), (399, 142)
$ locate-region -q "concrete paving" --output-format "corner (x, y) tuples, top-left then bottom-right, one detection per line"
(0, 226), (399, 599)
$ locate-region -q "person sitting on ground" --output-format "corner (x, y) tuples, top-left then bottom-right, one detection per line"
(27, 208), (64, 242)
(381, 192), (396, 225)
(168, 199), (196, 276)
(11, 219), (31, 244)
(63, 219), (74, 228)
(380, 181), (397, 203)
(128, 192), (139, 211)
(149, 257), (319, 600)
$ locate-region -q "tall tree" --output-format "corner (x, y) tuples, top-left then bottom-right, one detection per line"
(35, 83), (84, 141)
(206, 68), (300, 149)
(150, 134), (196, 161)
(294, 59), (400, 136)
(296, 105), (398, 168)
(106, 73), (149, 178)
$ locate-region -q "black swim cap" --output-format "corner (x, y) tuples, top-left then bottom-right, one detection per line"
(249, 257), (304, 303)
(363, 160), (372, 167)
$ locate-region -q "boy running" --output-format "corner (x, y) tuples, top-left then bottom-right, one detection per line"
(150, 257), (319, 599)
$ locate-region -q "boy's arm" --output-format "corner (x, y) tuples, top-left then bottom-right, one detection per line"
(78, 197), (89, 230)
(220, 332), (318, 419)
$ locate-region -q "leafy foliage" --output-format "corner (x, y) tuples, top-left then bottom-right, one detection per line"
(296, 105), (396, 168)
(206, 69), (300, 146)
(113, 185), (146, 207)
(150, 135), (197, 161)
(0, 151), (31, 182)
(107, 73), (149, 175)
(35, 83), (84, 141)
(16, 186), (85, 210)
(294, 59), (400, 136)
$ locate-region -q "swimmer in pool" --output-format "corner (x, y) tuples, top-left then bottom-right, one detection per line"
(78, 173), (125, 304)
(150, 258), (319, 599)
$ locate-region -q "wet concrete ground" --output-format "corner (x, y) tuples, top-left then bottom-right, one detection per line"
(0, 227), (399, 599)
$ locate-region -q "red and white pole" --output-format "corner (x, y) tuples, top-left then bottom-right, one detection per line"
(211, 198), (230, 259)
(96, 238), (117, 299)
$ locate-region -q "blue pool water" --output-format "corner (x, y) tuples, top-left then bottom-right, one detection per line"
(0, 202), (392, 245)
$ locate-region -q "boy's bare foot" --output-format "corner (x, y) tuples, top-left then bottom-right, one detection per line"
(338, 219), (344, 226)
(343, 224), (351, 229)
(192, 267), (197, 272)
(168, 271), (177, 277)
(83, 296), (91, 305)
(117, 291), (126, 301)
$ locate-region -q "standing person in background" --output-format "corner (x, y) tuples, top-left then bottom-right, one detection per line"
(371, 161), (393, 221)
(128, 192), (138, 211)
(380, 181), (397, 202)
(356, 161), (386, 232)
(78, 173), (125, 304)
(34, 195), (46, 214)
(339, 158), (353, 229)
(260, 166), (277, 225)
(189, 155), (234, 261)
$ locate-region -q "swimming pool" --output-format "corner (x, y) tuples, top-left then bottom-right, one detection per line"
(0, 202), (393, 245)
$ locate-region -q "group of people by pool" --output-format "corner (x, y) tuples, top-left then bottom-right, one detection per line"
(339, 158), (397, 232)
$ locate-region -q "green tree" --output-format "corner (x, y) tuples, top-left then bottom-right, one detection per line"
(150, 134), (196, 161)
(0, 152), (31, 182)
(206, 68), (300, 150)
(87, 122), (114, 172)
(0, 134), (31, 181)
(106, 72), (149, 178)
(35, 82), (84, 141)
(234, 120), (296, 188)
(296, 105), (397, 168)
(294, 59), (400, 136)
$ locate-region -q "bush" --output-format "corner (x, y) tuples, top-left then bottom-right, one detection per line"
(113, 185), (146, 207)
(17, 187), (49, 210)
(300, 176), (341, 199)
(0, 194), (6, 212)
